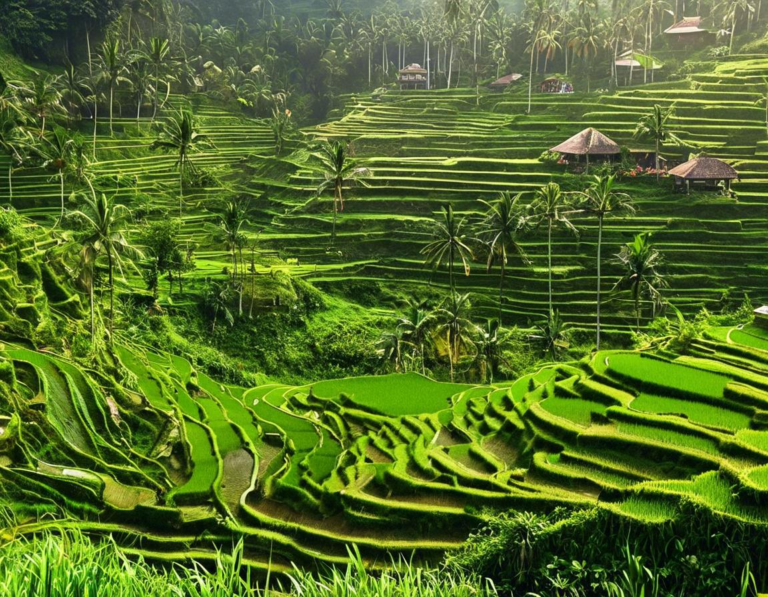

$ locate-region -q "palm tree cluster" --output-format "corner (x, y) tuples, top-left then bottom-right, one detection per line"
(418, 174), (667, 362)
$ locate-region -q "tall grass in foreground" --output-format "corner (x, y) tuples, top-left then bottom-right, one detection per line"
(0, 531), (497, 597)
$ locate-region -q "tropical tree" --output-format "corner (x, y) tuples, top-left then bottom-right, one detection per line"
(474, 319), (510, 384)
(477, 191), (530, 319)
(614, 232), (667, 332)
(143, 37), (172, 122)
(0, 109), (29, 202)
(96, 39), (129, 136)
(127, 58), (153, 124)
(203, 279), (235, 333)
(36, 126), (73, 222)
(269, 104), (293, 156)
(531, 309), (570, 361)
(376, 329), (406, 372)
(23, 75), (62, 138)
(216, 200), (249, 316)
(634, 104), (680, 181)
(579, 175), (635, 349)
(422, 204), (475, 298)
(57, 64), (87, 128)
(312, 139), (371, 243)
(434, 292), (477, 382)
(397, 297), (434, 375)
(528, 182), (579, 313)
(150, 109), (211, 217)
(71, 192), (141, 339)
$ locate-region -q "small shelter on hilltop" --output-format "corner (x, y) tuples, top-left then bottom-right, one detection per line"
(664, 17), (712, 46)
(615, 50), (664, 84)
(668, 155), (739, 195)
(550, 128), (621, 172)
(490, 73), (523, 91)
(755, 306), (768, 330)
(398, 64), (428, 90)
(540, 77), (573, 94)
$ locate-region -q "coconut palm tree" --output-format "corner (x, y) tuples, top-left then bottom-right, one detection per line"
(150, 109), (211, 217)
(614, 232), (667, 332)
(57, 64), (87, 129)
(203, 279), (235, 333)
(528, 182), (579, 314)
(96, 39), (129, 136)
(0, 109), (29, 202)
(634, 104), (680, 182)
(531, 309), (570, 361)
(579, 175), (635, 349)
(36, 126), (74, 222)
(474, 319), (510, 384)
(71, 192), (141, 339)
(477, 191), (531, 320)
(127, 58), (153, 125)
(23, 75), (62, 138)
(422, 204), (475, 298)
(312, 139), (371, 244)
(376, 329), (406, 373)
(143, 37), (172, 122)
(215, 200), (249, 316)
(433, 292), (477, 382)
(397, 297), (434, 376)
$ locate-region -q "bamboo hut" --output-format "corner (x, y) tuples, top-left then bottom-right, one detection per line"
(549, 128), (621, 172)
(668, 156), (739, 195)
(489, 73), (523, 91)
(398, 64), (428, 90)
(664, 17), (712, 47)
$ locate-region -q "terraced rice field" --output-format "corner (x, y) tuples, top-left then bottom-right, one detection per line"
(3, 58), (768, 335)
(2, 321), (768, 569)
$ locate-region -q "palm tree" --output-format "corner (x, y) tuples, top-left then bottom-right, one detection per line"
(579, 175), (635, 349)
(422, 204), (475, 298)
(568, 13), (602, 92)
(203, 279), (235, 333)
(36, 126), (73, 222)
(528, 182), (579, 314)
(312, 139), (371, 244)
(397, 297), (434, 376)
(531, 309), (570, 361)
(376, 330), (405, 373)
(23, 75), (62, 138)
(434, 292), (477, 382)
(96, 39), (128, 136)
(477, 191), (531, 320)
(150, 109), (211, 217)
(144, 37), (172, 122)
(614, 232), (667, 332)
(475, 319), (510, 384)
(57, 64), (87, 128)
(634, 104), (680, 182)
(717, 0), (756, 55)
(128, 58), (153, 125)
(216, 200), (249, 316)
(0, 109), (29, 202)
(71, 192), (141, 339)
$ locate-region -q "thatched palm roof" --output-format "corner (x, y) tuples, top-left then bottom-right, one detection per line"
(400, 64), (427, 75)
(490, 73), (523, 86)
(665, 16), (706, 35)
(668, 156), (738, 180)
(550, 128), (621, 156)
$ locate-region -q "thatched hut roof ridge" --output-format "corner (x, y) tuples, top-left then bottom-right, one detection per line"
(490, 73), (523, 86)
(550, 128), (622, 156)
(668, 156), (738, 180)
(665, 16), (706, 35)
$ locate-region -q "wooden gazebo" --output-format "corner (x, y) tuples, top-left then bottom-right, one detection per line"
(668, 156), (739, 195)
(550, 128), (621, 172)
(489, 73), (523, 91)
(664, 17), (712, 46)
(398, 64), (428, 90)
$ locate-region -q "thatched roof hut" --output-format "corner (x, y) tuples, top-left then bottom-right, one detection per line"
(550, 128), (621, 156)
(549, 128), (621, 173)
(490, 73), (523, 89)
(668, 156), (738, 194)
(398, 64), (428, 89)
(664, 16), (711, 46)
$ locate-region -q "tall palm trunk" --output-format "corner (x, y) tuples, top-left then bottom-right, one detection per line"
(136, 92), (142, 124)
(90, 274), (95, 339)
(634, 285), (641, 333)
(528, 43), (536, 113)
(109, 82), (114, 136)
(447, 329), (454, 382)
(655, 136), (660, 181)
(7, 164), (12, 202)
(179, 166), (184, 217)
(107, 250), (115, 340)
(596, 214), (604, 350)
(93, 100), (98, 160)
(498, 259), (506, 321)
(547, 218), (553, 313)
(59, 170), (65, 221)
(153, 66), (160, 122)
